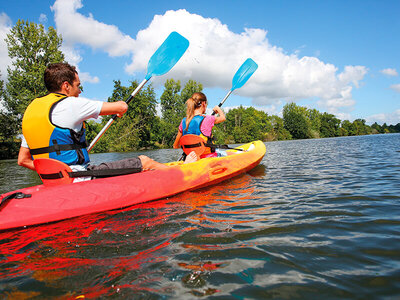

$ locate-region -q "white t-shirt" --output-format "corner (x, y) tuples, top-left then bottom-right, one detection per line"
(21, 96), (103, 148)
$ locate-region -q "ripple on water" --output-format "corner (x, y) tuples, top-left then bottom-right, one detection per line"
(1, 134), (400, 298)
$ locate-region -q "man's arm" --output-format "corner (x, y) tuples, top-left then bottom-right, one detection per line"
(18, 146), (35, 171)
(100, 101), (128, 117)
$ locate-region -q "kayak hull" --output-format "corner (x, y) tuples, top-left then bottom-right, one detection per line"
(0, 141), (266, 231)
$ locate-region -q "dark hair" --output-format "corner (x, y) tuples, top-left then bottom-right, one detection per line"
(44, 63), (78, 92)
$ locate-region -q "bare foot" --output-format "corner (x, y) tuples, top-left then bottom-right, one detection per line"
(184, 151), (198, 164)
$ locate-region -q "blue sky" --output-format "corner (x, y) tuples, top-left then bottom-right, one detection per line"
(1, 0), (399, 124)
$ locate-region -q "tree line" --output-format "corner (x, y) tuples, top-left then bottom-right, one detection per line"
(1, 20), (399, 159)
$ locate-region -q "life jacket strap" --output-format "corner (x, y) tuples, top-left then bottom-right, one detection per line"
(30, 140), (87, 156)
(68, 168), (142, 178)
(34, 158), (142, 187)
(37, 168), (142, 180)
(180, 134), (207, 156)
(181, 142), (203, 149)
(204, 143), (245, 152)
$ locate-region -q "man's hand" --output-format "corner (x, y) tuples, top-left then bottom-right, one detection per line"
(18, 147), (35, 171)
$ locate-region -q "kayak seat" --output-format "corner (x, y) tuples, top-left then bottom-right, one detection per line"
(34, 158), (74, 186)
(180, 134), (206, 157)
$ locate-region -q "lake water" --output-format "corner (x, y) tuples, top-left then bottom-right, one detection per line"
(0, 134), (399, 299)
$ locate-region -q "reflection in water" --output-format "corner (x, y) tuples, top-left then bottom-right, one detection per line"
(0, 170), (265, 298)
(0, 134), (399, 298)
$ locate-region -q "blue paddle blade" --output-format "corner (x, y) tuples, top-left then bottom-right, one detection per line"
(231, 58), (258, 91)
(145, 32), (189, 80)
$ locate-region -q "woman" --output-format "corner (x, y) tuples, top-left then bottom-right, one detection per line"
(173, 92), (226, 157)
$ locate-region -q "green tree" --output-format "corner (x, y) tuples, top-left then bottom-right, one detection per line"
(371, 122), (382, 134)
(283, 102), (312, 139)
(307, 108), (322, 138)
(224, 106), (245, 142)
(267, 115), (292, 141)
(341, 120), (354, 136)
(159, 79), (203, 147)
(320, 112), (340, 138)
(159, 79), (183, 147)
(179, 79), (203, 105)
(352, 119), (370, 135)
(0, 74), (19, 159)
(160, 79), (182, 119)
(381, 123), (390, 133)
(224, 106), (271, 143)
(88, 80), (158, 153)
(388, 123), (400, 133)
(4, 20), (64, 123)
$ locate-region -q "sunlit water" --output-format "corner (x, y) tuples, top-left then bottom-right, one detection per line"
(0, 134), (399, 299)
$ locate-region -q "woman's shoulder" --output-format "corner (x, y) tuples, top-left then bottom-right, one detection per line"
(202, 115), (215, 127)
(203, 115), (215, 121)
(194, 114), (211, 119)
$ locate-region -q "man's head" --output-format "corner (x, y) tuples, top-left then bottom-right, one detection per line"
(44, 63), (81, 97)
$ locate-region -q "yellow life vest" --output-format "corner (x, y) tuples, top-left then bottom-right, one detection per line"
(22, 93), (90, 165)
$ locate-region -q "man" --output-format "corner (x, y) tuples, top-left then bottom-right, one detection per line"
(18, 63), (195, 178)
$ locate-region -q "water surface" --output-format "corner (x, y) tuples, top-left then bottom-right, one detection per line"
(0, 134), (399, 299)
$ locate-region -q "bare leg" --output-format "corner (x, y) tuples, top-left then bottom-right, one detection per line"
(138, 155), (168, 170)
(139, 152), (198, 171)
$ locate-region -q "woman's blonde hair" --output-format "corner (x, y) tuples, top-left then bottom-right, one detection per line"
(185, 92), (207, 131)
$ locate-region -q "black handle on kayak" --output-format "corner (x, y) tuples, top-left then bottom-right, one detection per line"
(0, 192), (32, 211)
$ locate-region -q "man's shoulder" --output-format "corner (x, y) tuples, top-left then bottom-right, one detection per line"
(63, 96), (97, 103)
(58, 96), (102, 108)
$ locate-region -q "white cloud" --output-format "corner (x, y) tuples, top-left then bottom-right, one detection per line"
(59, 44), (82, 66)
(50, 2), (367, 116)
(51, 0), (135, 56)
(380, 68), (398, 76)
(51, 0), (136, 83)
(339, 65), (368, 88)
(0, 12), (12, 79)
(127, 9), (367, 115)
(366, 109), (400, 125)
(39, 13), (48, 23)
(79, 71), (99, 84)
(389, 84), (400, 93)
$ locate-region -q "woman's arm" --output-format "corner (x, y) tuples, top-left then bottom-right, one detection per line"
(212, 106), (226, 124)
(173, 131), (183, 148)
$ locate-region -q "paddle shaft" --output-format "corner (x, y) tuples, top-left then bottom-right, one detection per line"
(88, 78), (149, 152)
(211, 90), (232, 116)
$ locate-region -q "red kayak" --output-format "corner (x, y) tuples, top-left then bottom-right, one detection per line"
(0, 141), (266, 231)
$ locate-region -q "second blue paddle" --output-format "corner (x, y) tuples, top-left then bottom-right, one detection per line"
(212, 58), (258, 115)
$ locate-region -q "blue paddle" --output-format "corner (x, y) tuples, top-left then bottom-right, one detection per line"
(212, 58), (258, 115)
(89, 31), (189, 151)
